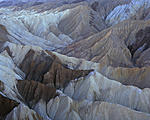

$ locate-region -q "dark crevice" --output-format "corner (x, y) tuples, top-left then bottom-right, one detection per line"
(91, 1), (99, 11)
(0, 94), (19, 119)
(128, 26), (150, 65)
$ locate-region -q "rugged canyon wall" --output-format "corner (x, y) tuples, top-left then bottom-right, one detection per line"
(0, 0), (150, 120)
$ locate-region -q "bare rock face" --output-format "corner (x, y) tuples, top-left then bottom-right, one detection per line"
(1, 1), (150, 120)
(0, 2), (104, 50)
(19, 50), (53, 82)
(17, 80), (57, 108)
(46, 95), (150, 120)
(43, 61), (92, 88)
(129, 26), (150, 67)
(0, 24), (9, 43)
(0, 94), (19, 119)
(64, 71), (150, 114)
(19, 48), (92, 88)
(53, 51), (150, 89)
(106, 0), (150, 25)
(1, 41), (150, 119)
(78, 102), (150, 120)
(90, 0), (131, 23)
(61, 20), (150, 67)
(59, 20), (150, 89)
(0, 24), (9, 50)
(57, 5), (102, 40)
(5, 104), (43, 120)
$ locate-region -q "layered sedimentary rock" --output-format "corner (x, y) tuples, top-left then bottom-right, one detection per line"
(0, 24), (9, 43)
(43, 61), (92, 88)
(54, 51), (150, 89)
(59, 20), (150, 88)
(1, 42), (150, 119)
(44, 95), (150, 120)
(64, 71), (150, 114)
(15, 45), (92, 88)
(0, 0), (150, 120)
(0, 2), (103, 50)
(61, 20), (150, 66)
(0, 94), (19, 119)
(130, 26), (150, 67)
(17, 80), (57, 107)
(106, 0), (150, 25)
(5, 104), (43, 120)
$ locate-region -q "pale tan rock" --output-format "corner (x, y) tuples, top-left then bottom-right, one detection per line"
(5, 104), (43, 120)
(46, 96), (150, 120)
(79, 102), (150, 120)
(64, 71), (150, 114)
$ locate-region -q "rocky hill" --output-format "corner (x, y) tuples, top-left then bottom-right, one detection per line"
(1, 0), (150, 120)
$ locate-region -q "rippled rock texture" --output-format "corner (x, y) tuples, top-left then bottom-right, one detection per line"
(0, 0), (150, 120)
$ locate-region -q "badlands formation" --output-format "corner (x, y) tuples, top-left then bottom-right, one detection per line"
(1, 0), (150, 120)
